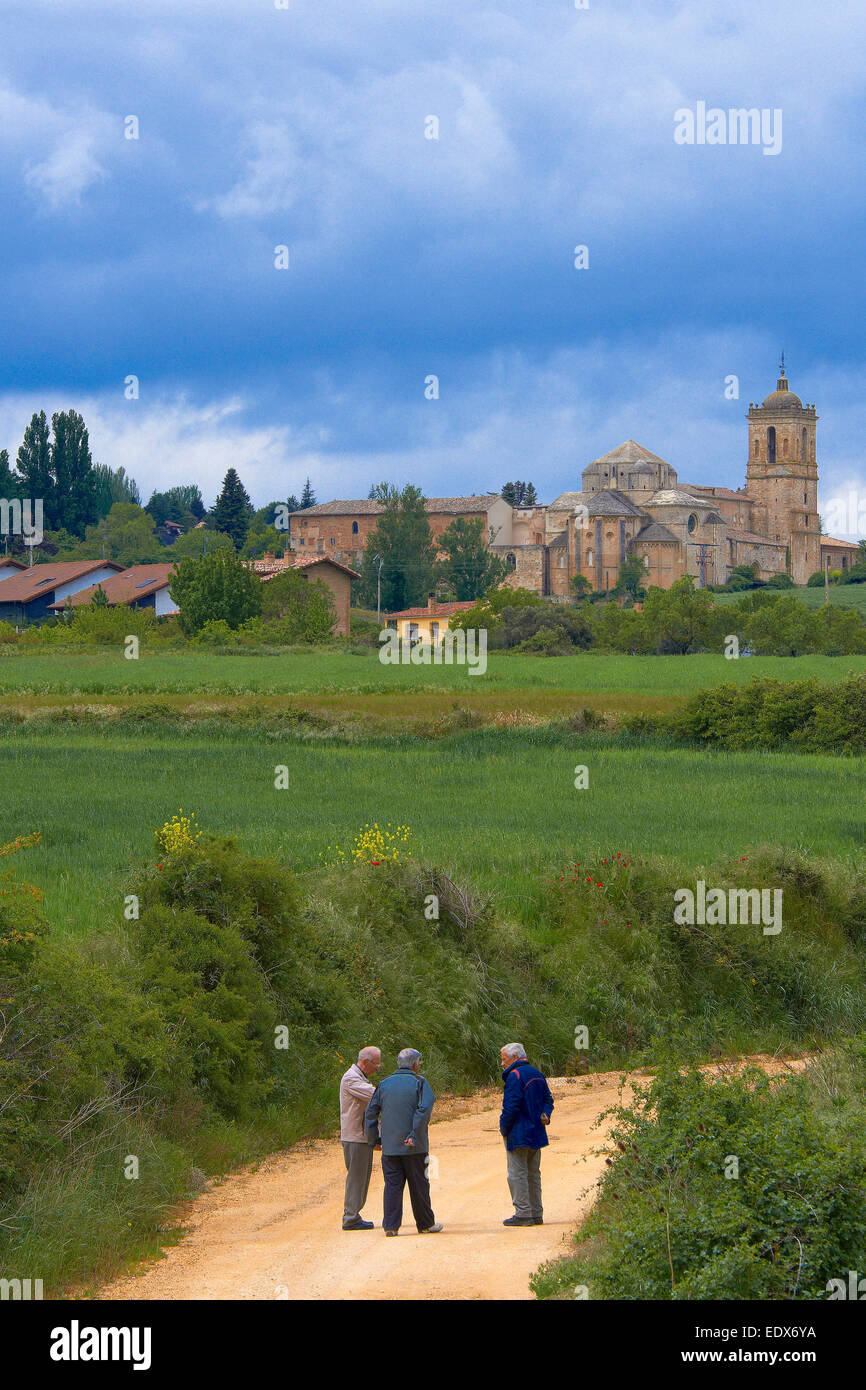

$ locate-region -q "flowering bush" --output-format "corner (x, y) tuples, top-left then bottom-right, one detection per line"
(321, 822), (412, 867)
(154, 811), (202, 856)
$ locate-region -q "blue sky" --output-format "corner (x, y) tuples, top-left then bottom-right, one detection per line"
(1, 0), (864, 531)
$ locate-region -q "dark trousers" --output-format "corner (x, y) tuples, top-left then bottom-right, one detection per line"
(381, 1152), (435, 1232)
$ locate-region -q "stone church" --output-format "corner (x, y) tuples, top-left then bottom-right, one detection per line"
(491, 365), (856, 595)
(290, 367), (857, 594)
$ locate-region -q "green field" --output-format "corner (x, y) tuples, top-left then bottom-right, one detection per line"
(2, 726), (863, 937)
(713, 583), (866, 614)
(0, 647), (864, 698)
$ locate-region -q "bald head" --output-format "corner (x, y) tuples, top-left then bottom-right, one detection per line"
(358, 1046), (381, 1076)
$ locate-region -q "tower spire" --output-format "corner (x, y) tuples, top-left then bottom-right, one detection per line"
(777, 350), (787, 391)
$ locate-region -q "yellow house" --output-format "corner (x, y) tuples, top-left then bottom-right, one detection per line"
(383, 597), (476, 642)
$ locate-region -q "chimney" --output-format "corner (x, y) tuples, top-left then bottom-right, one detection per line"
(428, 595), (435, 612)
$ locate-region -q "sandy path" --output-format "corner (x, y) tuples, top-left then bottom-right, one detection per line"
(99, 1059), (800, 1302)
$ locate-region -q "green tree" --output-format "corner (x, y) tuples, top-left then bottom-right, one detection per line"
(93, 464), (141, 516)
(360, 484), (436, 611)
(65, 502), (164, 566)
(300, 478), (317, 509)
(170, 527), (235, 560)
(256, 567), (335, 641)
(169, 548), (263, 635)
(51, 410), (100, 537)
(501, 481), (538, 507)
(640, 577), (715, 653)
(0, 449), (21, 499)
(211, 469), (252, 550)
(613, 555), (647, 601)
(435, 515), (508, 600)
(15, 412), (54, 523)
(146, 485), (205, 528)
(89, 583), (109, 609)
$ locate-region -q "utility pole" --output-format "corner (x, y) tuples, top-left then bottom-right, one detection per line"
(825, 556), (830, 605)
(373, 553), (384, 625)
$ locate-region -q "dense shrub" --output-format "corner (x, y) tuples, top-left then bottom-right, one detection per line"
(532, 1052), (866, 1300)
(664, 673), (866, 753)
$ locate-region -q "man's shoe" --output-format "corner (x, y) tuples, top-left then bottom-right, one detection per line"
(503, 1216), (534, 1227)
(342, 1219), (374, 1231)
(419, 1223), (443, 1233)
(531, 1217), (544, 1225)
(384, 1228), (399, 1237)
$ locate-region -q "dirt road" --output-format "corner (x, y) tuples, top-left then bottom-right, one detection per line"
(99, 1059), (800, 1302)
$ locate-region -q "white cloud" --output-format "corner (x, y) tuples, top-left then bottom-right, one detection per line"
(0, 82), (112, 209)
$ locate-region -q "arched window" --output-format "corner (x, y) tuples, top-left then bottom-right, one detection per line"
(587, 549), (594, 567)
(505, 552), (516, 570)
(802, 428), (807, 462)
(643, 554), (649, 568)
(352, 521), (359, 534)
(768, 426), (776, 465)
(687, 514), (697, 534)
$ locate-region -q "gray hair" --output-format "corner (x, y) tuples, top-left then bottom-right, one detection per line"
(502, 1042), (527, 1061)
(397, 1047), (422, 1068)
(358, 1046), (381, 1063)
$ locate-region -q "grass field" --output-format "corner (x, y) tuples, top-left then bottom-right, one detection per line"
(1, 647), (864, 699)
(713, 583), (866, 613)
(2, 726), (863, 937)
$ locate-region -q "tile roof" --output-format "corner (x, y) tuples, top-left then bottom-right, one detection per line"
(586, 440), (669, 468)
(634, 521), (679, 544)
(727, 528), (787, 548)
(385, 600), (476, 620)
(586, 488), (646, 517)
(297, 495), (500, 518)
(0, 560), (124, 604)
(821, 536), (860, 550)
(51, 564), (176, 608)
(252, 554), (361, 581)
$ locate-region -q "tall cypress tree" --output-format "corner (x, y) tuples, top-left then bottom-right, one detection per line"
(211, 468), (252, 550)
(16, 412), (54, 525)
(51, 410), (98, 538)
(300, 478), (317, 509)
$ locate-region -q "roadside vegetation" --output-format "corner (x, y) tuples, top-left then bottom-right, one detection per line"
(532, 1045), (866, 1300)
(2, 828), (865, 1294)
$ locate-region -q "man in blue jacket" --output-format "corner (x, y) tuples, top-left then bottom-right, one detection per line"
(364, 1048), (443, 1236)
(499, 1042), (554, 1227)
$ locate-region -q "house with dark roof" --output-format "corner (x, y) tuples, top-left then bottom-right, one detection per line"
(0, 561), (124, 624)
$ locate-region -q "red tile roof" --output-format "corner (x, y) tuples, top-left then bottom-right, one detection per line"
(251, 554), (360, 581)
(0, 560), (124, 604)
(51, 564), (176, 608)
(385, 600), (476, 620)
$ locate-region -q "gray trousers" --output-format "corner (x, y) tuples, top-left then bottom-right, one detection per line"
(342, 1141), (374, 1224)
(506, 1145), (543, 1219)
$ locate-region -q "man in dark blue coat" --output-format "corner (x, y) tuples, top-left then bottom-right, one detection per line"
(364, 1048), (443, 1236)
(499, 1042), (554, 1227)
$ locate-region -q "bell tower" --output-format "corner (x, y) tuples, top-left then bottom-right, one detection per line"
(746, 356), (820, 585)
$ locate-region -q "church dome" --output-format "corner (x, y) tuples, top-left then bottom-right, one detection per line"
(761, 371), (802, 410)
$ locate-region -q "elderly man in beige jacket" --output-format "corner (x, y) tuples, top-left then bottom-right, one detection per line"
(339, 1046), (381, 1230)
